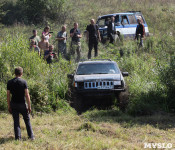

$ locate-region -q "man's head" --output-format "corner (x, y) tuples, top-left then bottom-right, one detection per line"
(33, 30), (37, 36)
(137, 16), (142, 24)
(74, 22), (78, 29)
(62, 25), (66, 32)
(111, 16), (115, 22)
(15, 67), (23, 77)
(90, 19), (95, 25)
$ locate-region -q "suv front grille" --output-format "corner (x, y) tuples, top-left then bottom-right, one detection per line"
(84, 81), (114, 89)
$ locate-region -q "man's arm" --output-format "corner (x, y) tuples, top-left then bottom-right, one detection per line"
(98, 30), (101, 42)
(55, 37), (66, 41)
(7, 90), (12, 113)
(70, 29), (75, 37)
(56, 32), (66, 41)
(78, 30), (82, 38)
(86, 31), (89, 42)
(142, 24), (145, 38)
(25, 89), (31, 113)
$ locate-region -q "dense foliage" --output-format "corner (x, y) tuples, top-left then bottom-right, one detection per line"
(0, 0), (71, 25)
(0, 0), (174, 115)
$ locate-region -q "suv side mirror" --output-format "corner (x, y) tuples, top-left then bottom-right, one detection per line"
(67, 74), (74, 79)
(122, 72), (129, 77)
(115, 22), (121, 26)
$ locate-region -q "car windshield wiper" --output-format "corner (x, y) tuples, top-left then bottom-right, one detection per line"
(91, 73), (108, 74)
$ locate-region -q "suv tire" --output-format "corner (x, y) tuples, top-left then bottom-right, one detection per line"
(116, 87), (129, 111)
(72, 91), (84, 114)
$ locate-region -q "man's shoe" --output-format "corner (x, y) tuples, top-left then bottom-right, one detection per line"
(29, 137), (35, 141)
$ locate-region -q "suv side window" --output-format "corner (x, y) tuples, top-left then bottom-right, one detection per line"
(136, 15), (145, 24)
(128, 15), (137, 24)
(115, 15), (120, 23)
(98, 18), (106, 27)
(121, 15), (129, 25)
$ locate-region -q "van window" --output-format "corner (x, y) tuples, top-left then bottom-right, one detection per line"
(121, 15), (129, 25)
(98, 19), (106, 27)
(98, 17), (111, 27)
(98, 15), (119, 27)
(115, 15), (119, 23)
(136, 15), (145, 24)
(128, 15), (137, 24)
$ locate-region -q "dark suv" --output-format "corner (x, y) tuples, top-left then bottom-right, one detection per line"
(68, 60), (129, 112)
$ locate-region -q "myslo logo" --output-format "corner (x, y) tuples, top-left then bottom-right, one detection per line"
(144, 143), (172, 149)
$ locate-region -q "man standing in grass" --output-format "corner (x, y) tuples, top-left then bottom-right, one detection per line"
(56, 25), (67, 58)
(86, 19), (101, 59)
(135, 17), (145, 47)
(29, 30), (40, 46)
(7, 67), (34, 140)
(70, 22), (82, 62)
(107, 16), (116, 44)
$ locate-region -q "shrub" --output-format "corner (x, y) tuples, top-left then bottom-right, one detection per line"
(0, 31), (72, 112)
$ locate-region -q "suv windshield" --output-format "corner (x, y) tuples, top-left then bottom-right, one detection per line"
(76, 63), (120, 75)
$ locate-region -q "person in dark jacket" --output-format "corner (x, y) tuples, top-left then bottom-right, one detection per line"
(7, 67), (34, 140)
(107, 16), (116, 43)
(70, 23), (82, 62)
(86, 19), (101, 59)
(135, 17), (145, 47)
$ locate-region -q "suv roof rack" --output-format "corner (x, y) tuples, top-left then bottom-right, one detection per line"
(79, 59), (112, 62)
(127, 11), (142, 14)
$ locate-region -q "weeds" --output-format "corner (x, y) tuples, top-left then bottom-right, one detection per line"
(0, 0), (175, 115)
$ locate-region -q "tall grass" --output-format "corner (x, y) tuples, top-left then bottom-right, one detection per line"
(0, 29), (75, 112)
(0, 0), (175, 115)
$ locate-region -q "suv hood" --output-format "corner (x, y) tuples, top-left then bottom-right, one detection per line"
(74, 74), (121, 82)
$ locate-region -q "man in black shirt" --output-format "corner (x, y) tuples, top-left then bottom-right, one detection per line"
(44, 45), (57, 64)
(107, 16), (115, 43)
(135, 17), (145, 47)
(70, 23), (82, 62)
(86, 19), (101, 59)
(7, 67), (34, 140)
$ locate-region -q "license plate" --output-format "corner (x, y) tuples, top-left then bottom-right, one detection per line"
(97, 86), (113, 89)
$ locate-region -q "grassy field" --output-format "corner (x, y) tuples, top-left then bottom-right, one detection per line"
(1, 110), (175, 150)
(0, 0), (175, 149)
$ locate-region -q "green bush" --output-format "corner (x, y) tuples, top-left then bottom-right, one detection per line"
(0, 83), (8, 111)
(1, 0), (72, 25)
(0, 31), (73, 112)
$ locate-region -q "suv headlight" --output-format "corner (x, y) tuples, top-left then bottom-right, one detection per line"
(114, 81), (121, 85)
(74, 82), (78, 87)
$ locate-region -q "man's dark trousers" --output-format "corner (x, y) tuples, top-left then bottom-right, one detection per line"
(108, 33), (114, 43)
(11, 102), (34, 140)
(88, 38), (98, 59)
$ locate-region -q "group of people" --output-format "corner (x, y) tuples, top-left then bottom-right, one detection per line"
(107, 16), (145, 46)
(29, 27), (56, 64)
(29, 17), (145, 64)
(29, 18), (102, 64)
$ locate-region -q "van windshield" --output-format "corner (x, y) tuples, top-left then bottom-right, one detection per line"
(98, 15), (119, 27)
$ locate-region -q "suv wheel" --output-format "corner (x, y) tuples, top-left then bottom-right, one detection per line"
(116, 88), (129, 111)
(72, 92), (84, 114)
